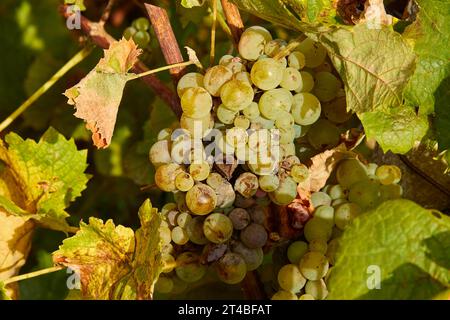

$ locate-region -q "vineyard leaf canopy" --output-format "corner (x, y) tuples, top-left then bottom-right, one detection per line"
(403, 0), (450, 116)
(64, 38), (142, 149)
(181, 0), (205, 8)
(327, 200), (450, 299)
(0, 127), (89, 232)
(53, 200), (163, 300)
(64, 0), (86, 11)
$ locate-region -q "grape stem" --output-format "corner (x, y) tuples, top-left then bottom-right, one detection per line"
(130, 61), (197, 80)
(3, 266), (66, 285)
(210, 0), (218, 66)
(99, 0), (117, 26)
(220, 0), (244, 49)
(0, 45), (94, 133)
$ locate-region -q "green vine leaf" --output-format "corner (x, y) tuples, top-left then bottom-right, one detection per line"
(0, 127), (89, 232)
(359, 106), (429, 154)
(64, 38), (142, 149)
(403, 0), (450, 115)
(53, 200), (163, 300)
(327, 200), (450, 299)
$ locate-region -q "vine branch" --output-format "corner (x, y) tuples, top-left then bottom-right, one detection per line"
(220, 0), (244, 49)
(59, 5), (182, 118)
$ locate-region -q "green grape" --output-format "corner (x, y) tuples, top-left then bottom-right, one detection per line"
(186, 183), (217, 215)
(203, 65), (233, 96)
(174, 191), (190, 214)
(250, 58), (284, 90)
(233, 71), (252, 84)
(291, 93), (321, 125)
(166, 209), (179, 226)
(259, 88), (293, 119)
(181, 87), (212, 119)
(149, 140), (171, 167)
(215, 180), (236, 209)
(170, 136), (191, 164)
(123, 27), (137, 40)
(248, 205), (265, 225)
(217, 135), (235, 155)
(314, 60), (333, 73)
(132, 31), (151, 48)
(311, 192), (332, 207)
(375, 165), (402, 185)
(321, 184), (331, 193)
(309, 239), (328, 254)
(281, 155), (301, 170)
(215, 252), (248, 284)
(326, 238), (339, 265)
(280, 143), (296, 157)
(240, 223), (268, 248)
(159, 225), (172, 245)
(269, 176), (297, 205)
(234, 193), (256, 209)
(234, 115), (250, 129)
(380, 183), (403, 201)
(304, 218), (333, 242)
(175, 172), (195, 192)
(305, 279), (328, 300)
(238, 26), (272, 60)
(216, 104), (237, 125)
(259, 175), (280, 192)
(279, 126), (296, 144)
(332, 198), (347, 207)
(155, 163), (184, 192)
(234, 172), (259, 198)
(225, 61), (247, 74)
(272, 290), (298, 300)
(220, 80), (254, 111)
(175, 252), (207, 283)
(133, 17), (150, 31)
(299, 252), (329, 281)
(299, 294), (315, 300)
(162, 202), (177, 215)
(336, 159), (369, 188)
(171, 226), (189, 245)
(334, 202), (361, 230)
(348, 180), (381, 210)
(288, 51), (306, 70)
(157, 128), (173, 141)
(231, 241), (264, 271)
(275, 111), (295, 129)
(314, 205), (334, 226)
(243, 102), (260, 120)
(287, 241), (308, 264)
(155, 276), (174, 293)
(366, 163), (378, 176)
(313, 72), (341, 102)
(229, 208), (250, 230)
(161, 253), (176, 273)
(290, 163), (309, 183)
(206, 172), (225, 189)
(278, 264), (306, 293)
(264, 39), (286, 57)
(177, 72), (204, 97)
(189, 162), (210, 181)
(297, 71), (314, 93)
(203, 213), (233, 243)
(328, 184), (347, 200)
(219, 55), (234, 65)
(280, 67), (302, 91)
(322, 96), (352, 124)
(177, 212), (192, 228)
(186, 216), (209, 245)
(170, 276), (188, 295)
(307, 119), (340, 150)
(297, 38), (327, 68)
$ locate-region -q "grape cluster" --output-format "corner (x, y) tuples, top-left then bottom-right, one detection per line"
(270, 159), (403, 300)
(150, 26), (340, 293)
(123, 17), (152, 49)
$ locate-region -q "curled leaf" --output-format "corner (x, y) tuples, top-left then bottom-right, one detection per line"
(64, 38), (142, 148)
(185, 46), (203, 69)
